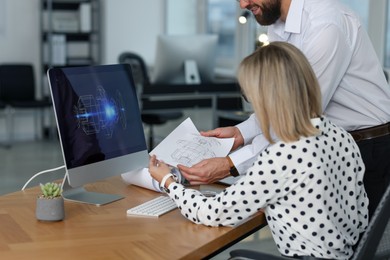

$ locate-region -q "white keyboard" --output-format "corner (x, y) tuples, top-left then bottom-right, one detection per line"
(126, 196), (177, 217)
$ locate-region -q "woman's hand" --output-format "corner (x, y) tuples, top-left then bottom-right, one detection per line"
(148, 154), (171, 183)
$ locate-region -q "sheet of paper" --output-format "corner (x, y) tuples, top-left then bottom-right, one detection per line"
(150, 117), (234, 167)
(121, 167), (185, 193)
(121, 168), (161, 192)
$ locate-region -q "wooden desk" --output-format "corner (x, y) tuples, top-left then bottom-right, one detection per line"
(0, 177), (266, 259)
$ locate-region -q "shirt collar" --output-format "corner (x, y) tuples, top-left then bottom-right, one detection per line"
(285, 0), (304, 34)
(271, 0), (304, 38)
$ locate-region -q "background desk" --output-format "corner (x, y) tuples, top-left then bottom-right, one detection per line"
(142, 82), (243, 128)
(0, 176), (266, 259)
(217, 110), (252, 127)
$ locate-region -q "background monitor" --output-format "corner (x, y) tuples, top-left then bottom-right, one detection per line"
(48, 64), (149, 206)
(152, 34), (218, 85)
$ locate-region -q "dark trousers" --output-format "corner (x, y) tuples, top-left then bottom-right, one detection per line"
(357, 134), (390, 219)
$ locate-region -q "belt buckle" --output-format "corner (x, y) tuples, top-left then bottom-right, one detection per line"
(353, 133), (363, 142)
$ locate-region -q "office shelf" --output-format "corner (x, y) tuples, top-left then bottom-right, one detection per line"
(40, 0), (101, 98)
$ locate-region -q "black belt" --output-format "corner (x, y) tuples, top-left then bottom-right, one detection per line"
(349, 122), (390, 142)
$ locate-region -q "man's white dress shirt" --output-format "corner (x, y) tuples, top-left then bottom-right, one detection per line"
(230, 0), (390, 174)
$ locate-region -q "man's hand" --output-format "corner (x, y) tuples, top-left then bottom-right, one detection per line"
(177, 157), (231, 185)
(200, 126), (244, 151)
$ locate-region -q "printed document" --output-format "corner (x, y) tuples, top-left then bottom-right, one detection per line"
(121, 117), (234, 191)
(150, 117), (234, 167)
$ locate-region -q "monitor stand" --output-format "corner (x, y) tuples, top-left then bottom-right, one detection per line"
(61, 174), (124, 206)
(184, 59), (201, 84)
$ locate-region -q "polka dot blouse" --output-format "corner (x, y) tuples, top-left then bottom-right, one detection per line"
(167, 117), (369, 259)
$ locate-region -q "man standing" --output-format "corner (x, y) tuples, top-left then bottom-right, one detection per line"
(178, 0), (390, 218)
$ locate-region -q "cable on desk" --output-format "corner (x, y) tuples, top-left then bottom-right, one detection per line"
(21, 165), (65, 191)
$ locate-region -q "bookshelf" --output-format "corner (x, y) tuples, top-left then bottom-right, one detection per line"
(40, 0), (101, 98)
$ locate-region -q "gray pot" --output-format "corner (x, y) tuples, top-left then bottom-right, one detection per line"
(36, 196), (65, 221)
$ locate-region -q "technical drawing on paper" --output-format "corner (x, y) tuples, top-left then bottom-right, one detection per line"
(73, 85), (127, 138)
(171, 135), (221, 167)
(150, 117), (234, 167)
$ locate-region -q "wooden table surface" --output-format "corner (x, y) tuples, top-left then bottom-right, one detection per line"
(0, 176), (266, 259)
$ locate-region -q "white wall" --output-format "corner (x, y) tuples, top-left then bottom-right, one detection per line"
(101, 0), (165, 66)
(0, 0), (41, 92)
(166, 0), (198, 35)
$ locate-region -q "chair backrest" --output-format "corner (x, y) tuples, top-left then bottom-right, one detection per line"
(352, 183), (390, 260)
(0, 64), (36, 102)
(118, 52), (150, 87)
(118, 52), (150, 109)
(376, 221), (390, 259)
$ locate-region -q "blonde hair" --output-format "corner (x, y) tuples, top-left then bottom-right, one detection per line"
(238, 42), (322, 143)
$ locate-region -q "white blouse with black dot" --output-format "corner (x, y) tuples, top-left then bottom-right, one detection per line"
(167, 117), (368, 259)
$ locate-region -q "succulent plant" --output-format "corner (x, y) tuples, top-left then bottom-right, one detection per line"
(39, 182), (62, 199)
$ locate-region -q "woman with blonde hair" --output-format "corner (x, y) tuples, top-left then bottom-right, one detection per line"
(238, 41), (322, 144)
(149, 42), (368, 259)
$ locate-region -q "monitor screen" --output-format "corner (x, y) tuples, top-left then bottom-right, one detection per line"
(48, 64), (149, 205)
(152, 34), (218, 84)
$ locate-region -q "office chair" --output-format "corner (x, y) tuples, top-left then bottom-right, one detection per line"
(0, 101), (11, 148)
(118, 52), (183, 150)
(229, 183), (390, 260)
(0, 64), (52, 145)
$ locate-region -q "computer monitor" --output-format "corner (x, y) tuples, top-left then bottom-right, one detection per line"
(152, 34), (218, 85)
(47, 64), (149, 206)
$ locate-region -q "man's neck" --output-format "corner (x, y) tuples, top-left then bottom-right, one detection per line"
(280, 0), (292, 22)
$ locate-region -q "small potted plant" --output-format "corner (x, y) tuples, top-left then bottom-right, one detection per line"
(36, 182), (65, 221)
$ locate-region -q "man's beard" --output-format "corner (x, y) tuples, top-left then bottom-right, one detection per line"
(254, 0), (281, 26)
